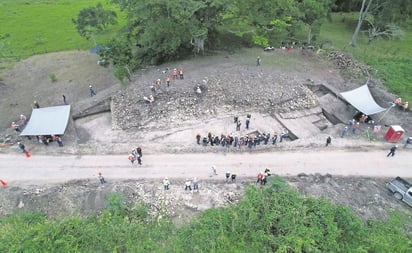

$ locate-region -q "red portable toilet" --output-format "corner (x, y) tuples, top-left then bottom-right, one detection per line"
(385, 125), (404, 143)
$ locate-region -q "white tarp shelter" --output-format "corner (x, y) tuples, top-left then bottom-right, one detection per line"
(340, 84), (387, 115)
(20, 105), (71, 136)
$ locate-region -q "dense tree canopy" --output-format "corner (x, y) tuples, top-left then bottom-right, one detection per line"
(70, 0), (412, 82)
(72, 3), (117, 40)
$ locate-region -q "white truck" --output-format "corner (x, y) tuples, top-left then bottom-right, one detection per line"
(386, 177), (412, 207)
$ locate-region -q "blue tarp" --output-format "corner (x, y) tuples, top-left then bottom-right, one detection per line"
(89, 45), (102, 54)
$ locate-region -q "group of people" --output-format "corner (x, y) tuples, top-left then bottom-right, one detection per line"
(341, 117), (368, 137)
(128, 146), (143, 165)
(196, 130), (287, 149)
(144, 67), (184, 104)
(162, 177), (199, 191)
(11, 110), (64, 155)
(11, 114), (28, 133)
(256, 168), (271, 185)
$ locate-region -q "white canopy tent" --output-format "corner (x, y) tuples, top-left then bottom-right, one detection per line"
(340, 84), (388, 115)
(20, 105), (71, 136)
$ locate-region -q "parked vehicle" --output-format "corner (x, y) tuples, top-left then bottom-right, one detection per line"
(386, 177), (412, 207)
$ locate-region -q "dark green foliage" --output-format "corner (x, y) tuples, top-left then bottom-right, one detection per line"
(176, 177), (412, 252)
(72, 3), (118, 40)
(1, 180), (411, 252)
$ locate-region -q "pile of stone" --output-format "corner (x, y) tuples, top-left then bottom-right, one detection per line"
(328, 51), (371, 76)
(111, 65), (319, 130)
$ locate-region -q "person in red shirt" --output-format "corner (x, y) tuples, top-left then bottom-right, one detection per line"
(257, 172), (263, 184)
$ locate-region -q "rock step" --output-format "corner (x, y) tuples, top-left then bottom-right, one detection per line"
(275, 108), (324, 139)
(279, 106), (322, 119)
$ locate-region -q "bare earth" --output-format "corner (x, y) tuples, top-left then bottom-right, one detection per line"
(0, 48), (411, 222)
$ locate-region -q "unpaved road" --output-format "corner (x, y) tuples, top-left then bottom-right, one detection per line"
(1, 150), (410, 185)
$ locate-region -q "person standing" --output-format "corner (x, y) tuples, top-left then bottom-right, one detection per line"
(166, 75), (171, 87)
(245, 115), (251, 130)
(352, 122), (360, 134)
(193, 177), (199, 191)
(20, 114), (27, 125)
(185, 179), (192, 191)
(136, 146), (142, 158)
(136, 154), (142, 165)
(18, 142), (31, 158)
(11, 122), (20, 132)
(33, 101), (40, 109)
(98, 172), (106, 184)
(61, 94), (67, 104)
(236, 120), (241, 131)
(17, 142), (27, 153)
(279, 131), (286, 142)
(211, 165), (218, 177)
(387, 145), (398, 157)
(179, 67), (184, 79)
(272, 132), (278, 145)
(53, 135), (63, 147)
(89, 84), (96, 97)
(262, 174), (267, 185)
(128, 153), (135, 165)
(196, 134), (201, 145)
(163, 177), (170, 190)
(225, 171), (231, 183)
(173, 68), (178, 80)
(257, 172), (263, 184)
(326, 136), (332, 147)
(231, 173), (237, 183)
(348, 119), (355, 131)
(341, 126), (348, 137)
(404, 137), (412, 148)
(403, 102), (409, 111)
(256, 56), (261, 66)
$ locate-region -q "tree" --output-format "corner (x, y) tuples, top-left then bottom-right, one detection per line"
(98, 36), (140, 84)
(350, 0), (411, 46)
(225, 0), (300, 47)
(366, 21), (405, 43)
(110, 0), (230, 63)
(297, 0), (334, 44)
(350, 0), (374, 47)
(72, 3), (118, 40)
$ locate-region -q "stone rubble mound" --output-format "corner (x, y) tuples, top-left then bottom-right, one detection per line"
(111, 65), (318, 130)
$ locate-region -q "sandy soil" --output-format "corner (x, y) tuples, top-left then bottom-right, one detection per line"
(0, 49), (411, 222)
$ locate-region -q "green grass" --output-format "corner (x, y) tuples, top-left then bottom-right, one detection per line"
(0, 0), (125, 58)
(0, 3), (411, 102)
(320, 12), (412, 102)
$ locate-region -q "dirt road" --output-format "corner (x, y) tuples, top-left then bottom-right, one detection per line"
(1, 150), (410, 185)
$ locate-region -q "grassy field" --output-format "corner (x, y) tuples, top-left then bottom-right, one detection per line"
(320, 13), (412, 102)
(0, 0), (124, 61)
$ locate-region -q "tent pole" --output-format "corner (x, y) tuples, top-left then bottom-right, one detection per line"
(378, 104), (395, 122)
